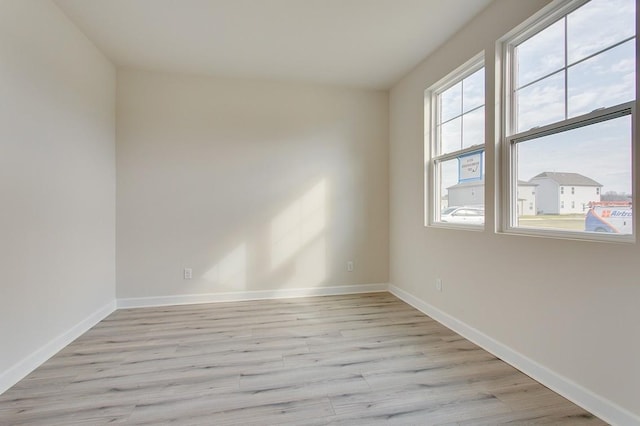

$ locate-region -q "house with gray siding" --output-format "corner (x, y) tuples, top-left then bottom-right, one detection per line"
(529, 172), (602, 214)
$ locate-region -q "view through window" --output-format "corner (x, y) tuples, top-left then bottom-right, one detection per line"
(505, 0), (636, 239)
(429, 57), (485, 227)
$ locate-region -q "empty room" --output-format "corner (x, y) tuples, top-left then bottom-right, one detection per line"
(1, 0), (638, 424)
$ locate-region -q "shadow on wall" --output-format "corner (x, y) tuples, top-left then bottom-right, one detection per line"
(202, 179), (328, 292)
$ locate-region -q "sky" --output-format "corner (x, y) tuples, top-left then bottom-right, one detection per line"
(517, 115), (632, 193)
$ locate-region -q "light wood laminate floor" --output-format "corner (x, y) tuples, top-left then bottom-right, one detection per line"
(0, 292), (606, 425)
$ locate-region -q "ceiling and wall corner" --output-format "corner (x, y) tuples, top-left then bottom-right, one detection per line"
(53, 0), (493, 90)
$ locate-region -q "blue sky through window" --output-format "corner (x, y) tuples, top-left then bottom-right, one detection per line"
(513, 0), (635, 195)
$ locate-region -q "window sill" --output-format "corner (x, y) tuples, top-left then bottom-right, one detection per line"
(428, 222), (485, 232)
(500, 226), (635, 244)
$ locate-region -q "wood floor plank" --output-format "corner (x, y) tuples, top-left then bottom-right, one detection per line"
(0, 293), (605, 425)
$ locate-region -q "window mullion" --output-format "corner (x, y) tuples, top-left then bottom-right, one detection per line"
(567, 35), (636, 69)
(440, 104), (485, 127)
(563, 16), (568, 121)
(460, 79), (464, 152)
(509, 102), (633, 145)
(434, 145), (485, 164)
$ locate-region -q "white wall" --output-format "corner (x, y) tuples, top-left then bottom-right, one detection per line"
(389, 0), (639, 423)
(116, 70), (388, 301)
(0, 0), (116, 391)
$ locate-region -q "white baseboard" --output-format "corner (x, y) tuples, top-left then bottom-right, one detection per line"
(388, 284), (640, 426)
(0, 300), (116, 395)
(117, 283), (389, 309)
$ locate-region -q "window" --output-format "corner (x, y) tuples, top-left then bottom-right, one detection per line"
(427, 54), (485, 228)
(502, 0), (635, 241)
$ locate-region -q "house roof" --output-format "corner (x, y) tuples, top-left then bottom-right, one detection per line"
(448, 178), (537, 190)
(530, 172), (602, 187)
(447, 179), (483, 190)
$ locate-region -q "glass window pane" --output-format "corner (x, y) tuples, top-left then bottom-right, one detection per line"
(439, 158), (457, 205)
(440, 82), (462, 123)
(437, 157), (484, 225)
(440, 117), (462, 155)
(516, 19), (565, 88)
(463, 68), (484, 113)
(568, 39), (635, 118)
(515, 114), (632, 234)
(462, 106), (484, 149)
(567, 0), (635, 64)
(437, 159), (458, 221)
(516, 71), (565, 132)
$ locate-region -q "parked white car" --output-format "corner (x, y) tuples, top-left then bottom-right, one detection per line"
(440, 206), (485, 225)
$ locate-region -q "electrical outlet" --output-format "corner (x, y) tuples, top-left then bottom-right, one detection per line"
(184, 268), (193, 280)
(347, 261), (354, 272)
(436, 278), (443, 292)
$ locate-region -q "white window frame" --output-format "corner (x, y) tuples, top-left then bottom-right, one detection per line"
(426, 53), (485, 230)
(500, 0), (637, 243)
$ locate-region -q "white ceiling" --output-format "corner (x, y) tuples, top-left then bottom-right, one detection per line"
(54, 0), (492, 90)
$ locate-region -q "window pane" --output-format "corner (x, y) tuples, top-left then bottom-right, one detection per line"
(516, 71), (564, 132)
(463, 68), (484, 113)
(516, 19), (565, 88)
(430, 61), (485, 228)
(440, 117), (462, 155)
(515, 114), (632, 234)
(568, 39), (635, 118)
(437, 157), (484, 225)
(438, 159), (458, 217)
(440, 82), (462, 123)
(567, 0), (635, 64)
(462, 106), (484, 149)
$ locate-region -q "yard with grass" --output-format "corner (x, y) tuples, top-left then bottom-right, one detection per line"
(517, 214), (586, 231)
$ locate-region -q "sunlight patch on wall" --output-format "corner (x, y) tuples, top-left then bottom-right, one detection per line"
(270, 179), (327, 269)
(203, 243), (247, 290)
(281, 236), (327, 289)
